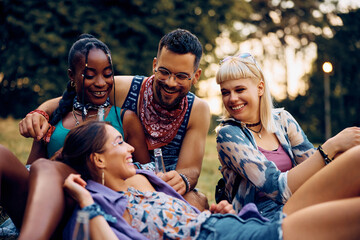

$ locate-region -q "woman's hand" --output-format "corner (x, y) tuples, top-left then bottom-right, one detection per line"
(19, 112), (50, 141)
(209, 200), (236, 214)
(63, 174), (94, 208)
(324, 127), (360, 159)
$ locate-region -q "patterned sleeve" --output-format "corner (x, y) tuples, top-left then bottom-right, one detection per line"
(278, 110), (315, 164)
(217, 124), (291, 203)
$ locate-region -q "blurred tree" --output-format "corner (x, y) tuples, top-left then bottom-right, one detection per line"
(231, 0), (339, 98)
(0, 0), (252, 118)
(277, 8), (360, 142)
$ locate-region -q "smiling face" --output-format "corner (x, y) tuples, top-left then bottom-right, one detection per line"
(220, 78), (264, 123)
(69, 48), (113, 105)
(152, 47), (201, 109)
(97, 125), (136, 181)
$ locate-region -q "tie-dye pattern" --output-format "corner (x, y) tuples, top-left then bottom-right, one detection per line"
(124, 187), (211, 240)
(216, 108), (315, 213)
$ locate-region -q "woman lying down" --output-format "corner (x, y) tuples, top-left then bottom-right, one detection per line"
(61, 120), (360, 240)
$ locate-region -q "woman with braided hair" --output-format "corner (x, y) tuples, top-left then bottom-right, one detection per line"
(27, 33), (149, 164)
(0, 34), (149, 239)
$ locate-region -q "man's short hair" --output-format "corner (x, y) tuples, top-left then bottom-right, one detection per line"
(157, 29), (203, 70)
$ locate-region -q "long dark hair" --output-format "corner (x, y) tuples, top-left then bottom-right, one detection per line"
(50, 34), (120, 126)
(57, 120), (110, 181)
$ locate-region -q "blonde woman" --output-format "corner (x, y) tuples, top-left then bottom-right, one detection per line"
(215, 53), (360, 220)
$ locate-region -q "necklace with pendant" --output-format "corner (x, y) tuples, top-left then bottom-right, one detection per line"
(72, 106), (108, 126)
(72, 109), (80, 126)
(247, 124), (263, 139)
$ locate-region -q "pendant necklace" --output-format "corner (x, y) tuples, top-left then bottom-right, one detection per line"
(245, 121), (263, 139)
(72, 109), (80, 126)
(72, 108), (105, 126)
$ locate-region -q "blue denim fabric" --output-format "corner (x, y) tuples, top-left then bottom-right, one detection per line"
(0, 218), (19, 237)
(256, 198), (284, 221)
(197, 213), (284, 240)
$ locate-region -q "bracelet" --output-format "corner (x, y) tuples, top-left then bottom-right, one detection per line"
(81, 203), (117, 223)
(317, 145), (333, 164)
(28, 109), (50, 122)
(42, 125), (56, 143)
(178, 173), (191, 194)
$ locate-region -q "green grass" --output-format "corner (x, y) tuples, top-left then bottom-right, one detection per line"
(0, 117), (33, 165)
(0, 118), (222, 205)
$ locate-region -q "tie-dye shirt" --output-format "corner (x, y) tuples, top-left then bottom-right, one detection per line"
(216, 108), (315, 213)
(123, 187), (211, 240)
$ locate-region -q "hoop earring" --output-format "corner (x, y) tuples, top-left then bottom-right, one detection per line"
(70, 81), (75, 88)
(102, 170), (105, 185)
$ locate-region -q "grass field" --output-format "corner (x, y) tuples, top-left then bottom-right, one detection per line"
(0, 117), (222, 205)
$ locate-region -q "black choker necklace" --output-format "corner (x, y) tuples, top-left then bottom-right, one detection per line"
(248, 124), (263, 139)
(245, 121), (261, 127)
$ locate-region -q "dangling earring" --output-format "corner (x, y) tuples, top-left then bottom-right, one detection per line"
(102, 169), (105, 185)
(70, 81), (75, 88)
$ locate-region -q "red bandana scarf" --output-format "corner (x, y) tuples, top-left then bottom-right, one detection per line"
(139, 75), (188, 150)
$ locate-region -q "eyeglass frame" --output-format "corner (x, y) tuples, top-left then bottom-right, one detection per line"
(154, 66), (196, 82)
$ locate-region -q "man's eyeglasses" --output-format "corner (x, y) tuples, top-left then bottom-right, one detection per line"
(219, 52), (254, 65)
(154, 67), (194, 81)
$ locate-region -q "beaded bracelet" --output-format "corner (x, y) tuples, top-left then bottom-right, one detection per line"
(317, 145), (333, 165)
(28, 109), (50, 122)
(82, 203), (117, 223)
(178, 173), (191, 194)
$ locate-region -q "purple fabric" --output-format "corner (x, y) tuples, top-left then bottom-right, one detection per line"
(63, 169), (265, 239)
(238, 203), (269, 222)
(258, 145), (292, 172)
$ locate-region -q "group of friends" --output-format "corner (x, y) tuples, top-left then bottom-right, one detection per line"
(0, 28), (360, 239)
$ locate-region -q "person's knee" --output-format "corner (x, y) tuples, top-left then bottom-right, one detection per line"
(31, 159), (76, 178)
(196, 191), (210, 210)
(0, 145), (17, 167)
(184, 190), (209, 211)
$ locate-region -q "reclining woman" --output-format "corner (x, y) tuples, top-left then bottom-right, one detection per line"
(63, 120), (360, 239)
(215, 52), (360, 220)
(0, 34), (149, 239)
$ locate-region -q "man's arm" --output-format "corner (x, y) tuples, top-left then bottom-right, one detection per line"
(176, 97), (210, 189)
(110, 75), (134, 108)
(19, 97), (61, 140)
(160, 97), (210, 196)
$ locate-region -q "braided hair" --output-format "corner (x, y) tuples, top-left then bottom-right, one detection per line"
(50, 34), (120, 126)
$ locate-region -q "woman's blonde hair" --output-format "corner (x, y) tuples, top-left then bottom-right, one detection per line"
(216, 53), (276, 133)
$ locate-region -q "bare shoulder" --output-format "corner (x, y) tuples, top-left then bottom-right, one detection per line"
(122, 109), (142, 129)
(125, 174), (155, 191)
(188, 96), (210, 126)
(122, 108), (137, 120)
(112, 75), (134, 107)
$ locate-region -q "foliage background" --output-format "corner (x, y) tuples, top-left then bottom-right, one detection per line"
(0, 0), (359, 141)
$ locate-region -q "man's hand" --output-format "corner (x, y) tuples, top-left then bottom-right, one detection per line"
(157, 170), (186, 195)
(209, 200), (235, 214)
(19, 112), (50, 141)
